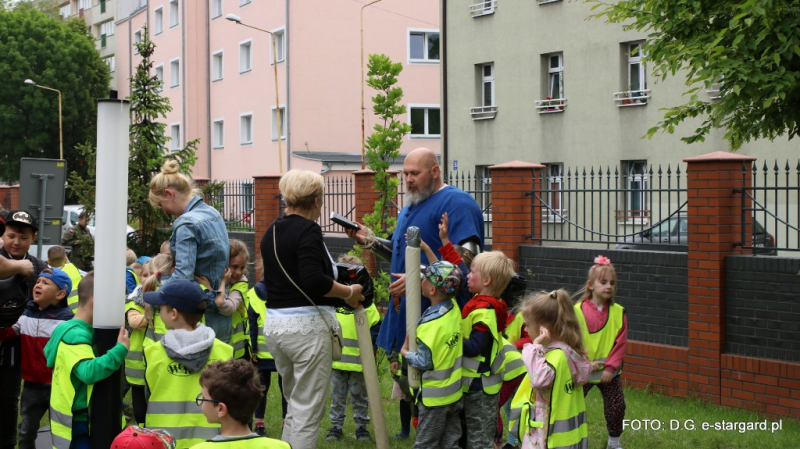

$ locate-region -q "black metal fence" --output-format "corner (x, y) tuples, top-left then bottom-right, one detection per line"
(208, 179), (255, 232)
(319, 175), (356, 235)
(529, 164), (688, 248)
(738, 160), (800, 253)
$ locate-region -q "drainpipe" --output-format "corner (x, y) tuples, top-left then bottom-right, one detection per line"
(205, 0), (212, 178)
(285, 0), (291, 170)
(181, 0), (187, 159)
(441, 0), (448, 173)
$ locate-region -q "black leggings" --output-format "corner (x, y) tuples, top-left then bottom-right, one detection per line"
(255, 369), (287, 420)
(131, 385), (147, 426)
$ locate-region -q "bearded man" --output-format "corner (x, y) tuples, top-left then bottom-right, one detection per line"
(346, 147), (484, 355)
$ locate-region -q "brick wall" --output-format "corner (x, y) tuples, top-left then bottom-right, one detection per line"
(0, 185), (20, 211)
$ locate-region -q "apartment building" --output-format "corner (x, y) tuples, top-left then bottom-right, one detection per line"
(114, 0), (440, 180)
(58, 0), (118, 87)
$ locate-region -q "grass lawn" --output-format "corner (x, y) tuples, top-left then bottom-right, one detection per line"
(26, 359), (799, 448)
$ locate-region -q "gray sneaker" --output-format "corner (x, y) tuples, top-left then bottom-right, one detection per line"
(355, 427), (371, 442)
(325, 427), (342, 442)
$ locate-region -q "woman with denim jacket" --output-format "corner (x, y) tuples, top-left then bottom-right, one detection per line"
(149, 161), (232, 341)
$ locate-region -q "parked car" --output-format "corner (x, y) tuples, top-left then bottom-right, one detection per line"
(62, 205), (136, 240)
(615, 215), (776, 255)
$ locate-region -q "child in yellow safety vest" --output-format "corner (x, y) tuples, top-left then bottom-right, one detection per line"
(574, 255), (628, 449)
(324, 255), (381, 443)
(224, 239), (251, 360)
(519, 289), (591, 449)
(400, 260), (464, 449)
(193, 359), (290, 448)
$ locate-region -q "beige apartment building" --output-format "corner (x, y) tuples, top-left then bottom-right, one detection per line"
(58, 0), (119, 87)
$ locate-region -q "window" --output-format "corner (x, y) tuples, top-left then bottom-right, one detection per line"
(271, 106), (286, 141)
(60, 4), (72, 17)
(170, 58), (180, 88)
(170, 123), (181, 152)
(240, 0), (252, 6)
(213, 120), (224, 149)
(408, 30), (439, 62)
(544, 163), (565, 222)
(133, 29), (142, 54)
(239, 40), (252, 73)
(212, 51), (223, 81)
(100, 21), (115, 36)
(471, 63), (496, 119)
(211, 0), (222, 18)
(78, 0), (91, 10)
(240, 113), (253, 144)
(621, 160), (649, 223)
(169, 0), (179, 27)
(100, 0), (106, 13)
(154, 65), (164, 90)
(154, 7), (163, 34)
(409, 106), (440, 138)
(270, 29), (286, 64)
(628, 43), (645, 93)
(104, 56), (115, 73)
(548, 53), (563, 99)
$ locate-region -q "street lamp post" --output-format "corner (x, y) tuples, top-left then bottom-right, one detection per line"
(226, 14), (283, 173)
(360, 0), (384, 169)
(24, 79), (63, 160)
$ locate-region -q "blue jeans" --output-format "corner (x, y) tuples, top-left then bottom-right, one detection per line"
(70, 421), (89, 449)
(18, 382), (51, 449)
(0, 365), (22, 449)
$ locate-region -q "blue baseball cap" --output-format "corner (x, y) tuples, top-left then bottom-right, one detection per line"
(40, 268), (73, 293)
(135, 256), (151, 265)
(143, 279), (206, 314)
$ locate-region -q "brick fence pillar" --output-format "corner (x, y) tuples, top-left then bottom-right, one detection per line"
(193, 177), (210, 203)
(253, 174), (283, 266)
(488, 161), (544, 263)
(352, 170), (380, 275)
(0, 185), (20, 211)
(684, 151), (756, 403)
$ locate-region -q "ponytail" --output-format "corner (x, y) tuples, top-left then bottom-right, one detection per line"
(142, 253), (174, 293)
(521, 289), (586, 356)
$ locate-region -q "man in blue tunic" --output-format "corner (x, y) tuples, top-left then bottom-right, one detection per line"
(346, 147), (485, 354)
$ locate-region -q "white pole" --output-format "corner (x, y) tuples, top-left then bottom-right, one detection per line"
(405, 226), (421, 389)
(94, 99), (130, 329)
(353, 306), (389, 448)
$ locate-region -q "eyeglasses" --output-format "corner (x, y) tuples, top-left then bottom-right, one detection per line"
(195, 393), (220, 407)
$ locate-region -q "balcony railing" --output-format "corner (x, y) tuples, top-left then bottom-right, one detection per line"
(469, 0), (496, 17)
(535, 98), (567, 114)
(707, 84), (722, 101)
(613, 89), (650, 107)
(470, 105), (498, 120)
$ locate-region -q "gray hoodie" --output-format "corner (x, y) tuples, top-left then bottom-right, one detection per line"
(160, 323), (217, 373)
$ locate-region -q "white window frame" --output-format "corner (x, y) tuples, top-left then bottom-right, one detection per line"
(170, 123), (181, 153)
(211, 50), (224, 81)
(211, 0), (222, 18)
(543, 163), (566, 223)
(239, 39), (252, 73)
(240, 113), (254, 145)
(154, 7), (164, 35)
(621, 160), (649, 225)
(154, 64), (164, 91)
(471, 63), (497, 119)
(407, 28), (440, 64)
(60, 4), (72, 18)
(133, 29), (142, 54)
(271, 105), (286, 141)
(548, 53), (564, 100)
(104, 56), (116, 73)
(100, 21), (115, 36)
(270, 28), (286, 65)
(169, 0), (179, 28)
(78, 0), (91, 10)
(169, 58), (180, 88)
(628, 42), (645, 93)
(213, 119), (225, 149)
(408, 105), (441, 139)
(482, 63), (494, 107)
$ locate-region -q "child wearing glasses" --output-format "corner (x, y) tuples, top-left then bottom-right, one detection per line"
(142, 279), (233, 449)
(194, 359), (291, 448)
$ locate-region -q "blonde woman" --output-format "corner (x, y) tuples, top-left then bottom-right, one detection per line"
(149, 160), (230, 339)
(260, 169), (363, 449)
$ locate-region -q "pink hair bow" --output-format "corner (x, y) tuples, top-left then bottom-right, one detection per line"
(594, 255), (611, 266)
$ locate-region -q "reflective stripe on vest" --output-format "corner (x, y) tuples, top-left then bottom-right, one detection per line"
(62, 264), (82, 311)
(416, 298), (463, 407)
(228, 281), (250, 359)
(499, 340), (527, 382)
(332, 305), (369, 372)
(542, 348), (588, 449)
(247, 288), (273, 361)
(461, 307), (503, 395)
(144, 339), (233, 448)
(574, 301), (624, 384)
(50, 342), (95, 449)
(125, 301), (146, 385)
(144, 313), (167, 345)
(192, 434), (292, 449)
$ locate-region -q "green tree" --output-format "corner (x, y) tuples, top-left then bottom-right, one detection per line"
(68, 27), (198, 256)
(0, 5), (109, 183)
(588, 0), (800, 149)
(351, 54), (412, 302)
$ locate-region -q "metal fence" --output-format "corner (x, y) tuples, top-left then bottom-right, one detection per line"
(529, 164), (688, 248)
(208, 179), (255, 232)
(738, 160), (800, 253)
(319, 175), (356, 235)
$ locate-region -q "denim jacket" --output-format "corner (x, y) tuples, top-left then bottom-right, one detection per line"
(166, 196), (229, 303)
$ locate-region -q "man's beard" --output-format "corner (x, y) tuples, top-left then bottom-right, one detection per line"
(405, 180), (436, 206)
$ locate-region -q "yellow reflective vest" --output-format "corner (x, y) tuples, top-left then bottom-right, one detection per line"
(60, 263), (82, 311)
(461, 307), (504, 394)
(505, 312), (525, 344)
(247, 287), (272, 361)
(499, 338), (527, 382)
(574, 301), (624, 384)
(124, 302), (146, 386)
(332, 303), (381, 372)
(228, 281), (251, 360)
(144, 312), (167, 346)
(508, 373), (536, 442)
(49, 342), (96, 449)
(416, 298), (463, 407)
(144, 338), (233, 449)
(192, 434), (292, 448)
(542, 348), (589, 449)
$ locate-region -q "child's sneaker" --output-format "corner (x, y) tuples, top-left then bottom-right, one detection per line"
(395, 432), (410, 440)
(325, 427), (342, 442)
(355, 427), (371, 442)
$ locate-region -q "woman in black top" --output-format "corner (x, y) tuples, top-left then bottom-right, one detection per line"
(260, 169), (363, 449)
